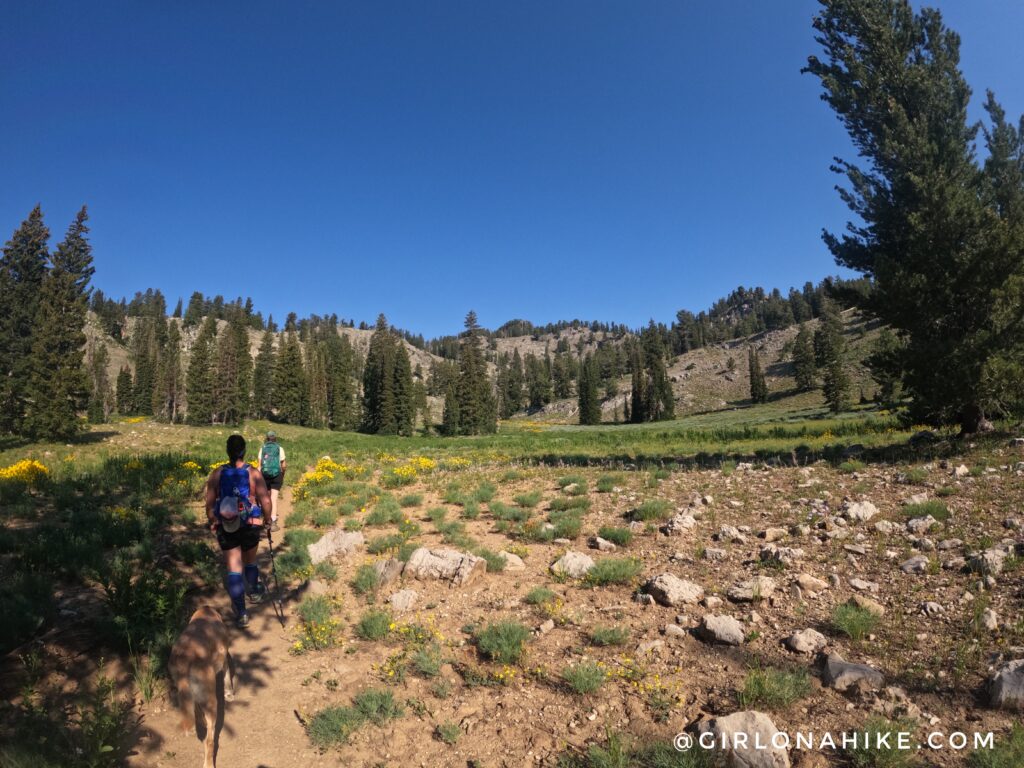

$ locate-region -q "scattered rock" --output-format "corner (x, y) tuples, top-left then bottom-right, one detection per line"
(404, 547), (487, 586)
(761, 527), (787, 542)
(697, 614), (745, 646)
(373, 557), (405, 586)
(308, 530), (364, 565)
(906, 515), (938, 534)
(703, 547), (727, 561)
(727, 576), (777, 603)
(968, 549), (1006, 575)
(989, 659), (1024, 711)
(661, 514), (698, 536)
(849, 578), (879, 593)
(498, 551), (526, 571)
(843, 500), (879, 523)
(760, 544), (804, 566)
(901, 555), (931, 574)
(696, 710), (790, 768)
(848, 595), (886, 617)
(873, 520), (896, 535)
(783, 629), (827, 655)
(663, 624), (687, 640)
(589, 536), (617, 552)
(981, 609), (999, 631)
(388, 589), (418, 613)
(919, 601), (943, 617)
(644, 573), (705, 607)
(796, 574), (828, 593)
(823, 653), (885, 693)
(550, 551), (595, 578)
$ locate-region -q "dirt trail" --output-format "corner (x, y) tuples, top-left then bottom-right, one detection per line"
(132, 486), (325, 768)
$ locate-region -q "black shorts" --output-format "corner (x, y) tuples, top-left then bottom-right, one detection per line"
(264, 472), (284, 490)
(216, 523), (264, 552)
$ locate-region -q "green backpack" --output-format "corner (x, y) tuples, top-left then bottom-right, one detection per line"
(260, 442), (282, 477)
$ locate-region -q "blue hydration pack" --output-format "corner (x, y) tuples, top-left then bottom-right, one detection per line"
(218, 464), (261, 522)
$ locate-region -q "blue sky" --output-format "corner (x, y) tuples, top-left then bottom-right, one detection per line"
(2, 1), (1022, 338)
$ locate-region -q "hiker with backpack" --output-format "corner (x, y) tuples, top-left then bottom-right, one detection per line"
(258, 430), (287, 531)
(205, 434), (273, 628)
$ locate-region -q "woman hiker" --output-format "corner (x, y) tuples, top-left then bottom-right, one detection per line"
(205, 434), (273, 627)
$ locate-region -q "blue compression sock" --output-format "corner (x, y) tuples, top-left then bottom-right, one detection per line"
(227, 571), (246, 615)
(244, 563), (260, 591)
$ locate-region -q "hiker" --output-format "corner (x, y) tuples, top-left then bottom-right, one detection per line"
(205, 434), (273, 627)
(257, 430), (287, 530)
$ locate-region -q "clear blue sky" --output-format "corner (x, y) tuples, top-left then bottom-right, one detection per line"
(2, 1), (1022, 338)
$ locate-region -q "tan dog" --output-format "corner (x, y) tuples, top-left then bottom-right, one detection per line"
(168, 605), (235, 768)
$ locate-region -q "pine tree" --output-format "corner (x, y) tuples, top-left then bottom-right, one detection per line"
(506, 349), (525, 416)
(0, 206), (50, 434)
(823, 350), (851, 413)
(172, 298), (183, 318)
(116, 366), (134, 415)
(805, 0), (1024, 431)
(274, 330), (308, 425)
(577, 354), (602, 425)
(792, 323), (817, 391)
(325, 332), (359, 430)
(392, 341), (415, 436)
(86, 341), (111, 423)
(869, 327), (903, 404)
(525, 353), (552, 410)
(362, 315), (397, 434)
(182, 291), (204, 327)
(441, 380), (460, 436)
(629, 347), (648, 423)
(24, 208), (94, 440)
(252, 329), (276, 419)
(153, 321), (184, 422)
(186, 315), (218, 425)
(747, 347), (768, 404)
(448, 311), (497, 435)
(306, 342), (329, 429)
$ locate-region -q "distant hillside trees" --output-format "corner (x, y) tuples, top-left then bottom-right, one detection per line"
(185, 316), (218, 425)
(86, 341), (112, 423)
(362, 315), (414, 436)
(806, 0), (1024, 432)
(748, 347), (768, 404)
(153, 321), (183, 422)
(443, 311), (497, 435)
(275, 330), (308, 426)
(577, 354), (602, 425)
(630, 322), (675, 423)
(792, 323), (816, 391)
(495, 349), (525, 418)
(252, 329), (276, 419)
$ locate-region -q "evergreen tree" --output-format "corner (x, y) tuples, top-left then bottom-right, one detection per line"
(392, 340), (415, 436)
(326, 332), (359, 430)
(577, 354), (602, 425)
(792, 323), (817, 391)
(441, 380), (459, 436)
(186, 315), (218, 425)
(362, 315), (397, 434)
(86, 341), (111, 423)
(172, 298), (183, 318)
(823, 348), (851, 413)
(153, 321), (183, 422)
(274, 331), (308, 425)
(448, 311), (497, 435)
(182, 291), (205, 327)
(505, 348), (525, 415)
(24, 208), (94, 440)
(524, 352), (552, 410)
(748, 347), (768, 404)
(116, 366), (134, 415)
(869, 327), (903, 404)
(414, 379), (431, 433)
(252, 329), (276, 419)
(306, 342), (329, 429)
(805, 0), (1024, 431)
(0, 206), (50, 434)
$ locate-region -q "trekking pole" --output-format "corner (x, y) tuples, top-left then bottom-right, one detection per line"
(265, 525), (286, 627)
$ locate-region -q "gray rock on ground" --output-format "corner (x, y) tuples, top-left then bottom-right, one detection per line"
(404, 547), (487, 586)
(760, 544), (804, 566)
(550, 550), (595, 578)
(373, 557), (404, 586)
(644, 573), (705, 606)
(783, 629), (827, 654)
(989, 659), (1024, 711)
(823, 653), (884, 693)
(589, 536), (617, 552)
(795, 574), (828, 593)
(727, 576), (777, 602)
(900, 555), (931, 574)
(388, 589), (418, 613)
(697, 614), (745, 646)
(843, 500), (879, 523)
(696, 710), (790, 768)
(848, 595), (886, 617)
(308, 530), (365, 565)
(498, 551), (526, 571)
(661, 513), (698, 536)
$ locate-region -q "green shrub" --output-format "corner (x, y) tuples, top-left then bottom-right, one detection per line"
(355, 608), (392, 641)
(474, 621), (529, 663)
(474, 547), (507, 573)
(557, 732), (713, 768)
(631, 499), (670, 521)
(311, 506), (339, 528)
(343, 518), (364, 531)
(562, 662), (606, 694)
(935, 485), (956, 497)
(589, 626), (629, 646)
(352, 564), (381, 596)
(365, 497), (403, 526)
(366, 534), (404, 555)
(352, 688), (404, 725)
(294, 596), (338, 652)
(500, 469), (526, 483)
(473, 481), (497, 503)
(550, 511), (583, 539)
(901, 467), (928, 485)
(513, 490), (543, 508)
(832, 604), (881, 642)
(596, 526), (632, 546)
(901, 499), (950, 522)
(427, 507), (448, 524)
(596, 474), (623, 493)
(839, 460), (866, 474)
(413, 642), (443, 677)
(307, 705), (363, 748)
(557, 474), (586, 490)
(0, 571), (54, 655)
(490, 501), (529, 522)
(524, 587), (557, 605)
(435, 722), (461, 745)
(461, 500), (480, 520)
(970, 726), (1024, 768)
(443, 483), (465, 505)
(584, 557), (642, 586)
(738, 666), (811, 710)
(549, 496), (590, 512)
(399, 493), (423, 508)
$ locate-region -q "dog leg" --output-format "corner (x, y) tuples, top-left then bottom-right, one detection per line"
(224, 649), (235, 701)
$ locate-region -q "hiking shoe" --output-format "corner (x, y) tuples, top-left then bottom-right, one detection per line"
(236, 612), (251, 628)
(271, 520), (280, 532)
(248, 583), (267, 604)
